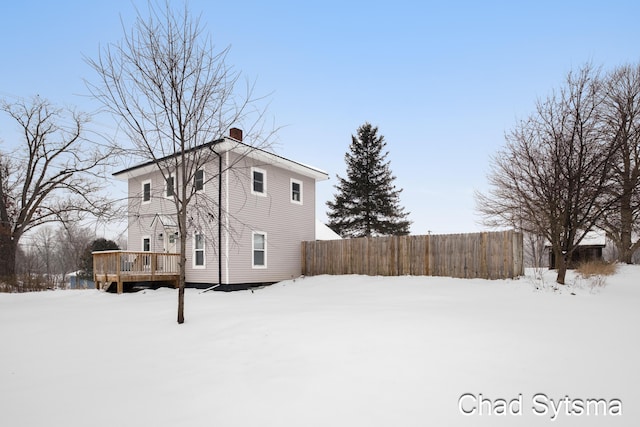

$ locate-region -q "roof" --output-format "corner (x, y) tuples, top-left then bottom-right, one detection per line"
(579, 230), (606, 246)
(544, 229), (606, 248)
(112, 137), (329, 182)
(151, 214), (178, 229)
(315, 220), (342, 240)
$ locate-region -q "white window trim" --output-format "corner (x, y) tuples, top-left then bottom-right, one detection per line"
(142, 236), (151, 252)
(193, 233), (206, 269)
(251, 167), (267, 197)
(252, 231), (267, 269)
(290, 178), (303, 205)
(141, 180), (152, 204)
(164, 172), (176, 199)
(141, 236), (152, 270)
(194, 169), (205, 193)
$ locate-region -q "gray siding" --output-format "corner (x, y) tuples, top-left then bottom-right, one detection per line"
(124, 148), (318, 285)
(223, 152), (316, 284)
(127, 170), (178, 253)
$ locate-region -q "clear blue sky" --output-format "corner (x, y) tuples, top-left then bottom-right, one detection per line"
(2, 0), (640, 237)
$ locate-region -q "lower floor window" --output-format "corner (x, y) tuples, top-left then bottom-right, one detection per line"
(194, 234), (205, 267)
(253, 232), (266, 267)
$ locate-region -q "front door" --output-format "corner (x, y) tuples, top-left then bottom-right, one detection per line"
(164, 230), (178, 253)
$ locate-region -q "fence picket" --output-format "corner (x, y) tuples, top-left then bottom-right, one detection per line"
(301, 231), (523, 280)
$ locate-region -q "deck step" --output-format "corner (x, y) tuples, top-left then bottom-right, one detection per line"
(98, 281), (116, 292)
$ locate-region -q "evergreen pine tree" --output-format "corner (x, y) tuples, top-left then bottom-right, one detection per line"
(79, 238), (120, 280)
(327, 122), (411, 237)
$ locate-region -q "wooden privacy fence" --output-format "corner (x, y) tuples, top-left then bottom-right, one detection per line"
(301, 230), (524, 280)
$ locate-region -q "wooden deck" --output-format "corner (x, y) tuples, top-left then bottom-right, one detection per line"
(93, 251), (180, 293)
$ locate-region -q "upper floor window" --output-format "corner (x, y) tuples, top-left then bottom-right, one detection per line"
(290, 179), (303, 204)
(251, 168), (266, 196)
(165, 174), (175, 198)
(142, 180), (151, 203)
(194, 169), (204, 192)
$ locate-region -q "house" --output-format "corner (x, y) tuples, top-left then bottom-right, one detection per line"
(547, 230), (606, 269)
(68, 271), (94, 289)
(99, 128), (329, 291)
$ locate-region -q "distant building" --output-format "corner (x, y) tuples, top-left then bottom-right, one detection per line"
(547, 230), (606, 269)
(68, 271), (94, 289)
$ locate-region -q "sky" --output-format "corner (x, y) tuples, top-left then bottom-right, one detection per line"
(2, 0), (640, 238)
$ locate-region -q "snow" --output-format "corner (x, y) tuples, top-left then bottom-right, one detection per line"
(580, 229), (607, 246)
(315, 219), (342, 240)
(1, 267), (639, 426)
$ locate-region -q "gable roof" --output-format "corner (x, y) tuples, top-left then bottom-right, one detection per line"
(150, 214), (177, 229)
(579, 229), (606, 246)
(315, 220), (342, 240)
(112, 136), (329, 182)
(544, 229), (606, 248)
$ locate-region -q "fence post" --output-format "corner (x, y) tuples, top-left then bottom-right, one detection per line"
(301, 242), (306, 276)
(301, 230), (523, 280)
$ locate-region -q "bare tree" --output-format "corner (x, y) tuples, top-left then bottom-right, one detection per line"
(523, 232), (546, 269)
(0, 97), (113, 280)
(33, 226), (57, 281)
(13, 244), (48, 292)
(599, 64), (640, 263)
(477, 64), (619, 284)
(55, 223), (94, 281)
(86, 1), (273, 323)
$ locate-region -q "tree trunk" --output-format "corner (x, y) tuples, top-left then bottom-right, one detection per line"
(177, 237), (186, 324)
(0, 230), (16, 279)
(177, 206), (187, 324)
(177, 282), (185, 324)
(618, 191), (634, 264)
(617, 239), (633, 264)
(555, 249), (567, 285)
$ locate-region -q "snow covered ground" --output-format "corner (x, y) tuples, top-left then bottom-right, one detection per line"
(1, 267), (638, 426)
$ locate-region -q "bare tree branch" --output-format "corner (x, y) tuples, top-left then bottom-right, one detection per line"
(477, 64), (618, 284)
(86, 1), (276, 323)
(0, 96), (115, 278)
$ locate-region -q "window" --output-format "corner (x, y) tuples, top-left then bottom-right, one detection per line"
(251, 168), (266, 195)
(165, 174), (175, 198)
(142, 180), (151, 203)
(252, 232), (266, 268)
(291, 179), (303, 204)
(142, 237), (150, 252)
(194, 169), (204, 192)
(142, 237), (151, 268)
(165, 231), (177, 253)
(194, 233), (205, 267)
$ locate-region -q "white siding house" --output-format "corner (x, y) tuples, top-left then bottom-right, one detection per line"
(113, 129), (328, 289)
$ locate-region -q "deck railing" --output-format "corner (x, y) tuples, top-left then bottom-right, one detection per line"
(93, 251), (181, 293)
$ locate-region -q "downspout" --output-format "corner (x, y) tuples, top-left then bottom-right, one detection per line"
(202, 143), (223, 292)
(215, 147), (222, 288)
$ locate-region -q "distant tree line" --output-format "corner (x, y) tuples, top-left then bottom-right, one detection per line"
(8, 222), (120, 291)
(477, 62), (640, 284)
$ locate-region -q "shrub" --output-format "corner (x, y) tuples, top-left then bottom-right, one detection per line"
(576, 260), (617, 278)
(0, 274), (52, 293)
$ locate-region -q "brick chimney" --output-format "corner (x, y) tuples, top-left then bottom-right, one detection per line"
(230, 127), (243, 141)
